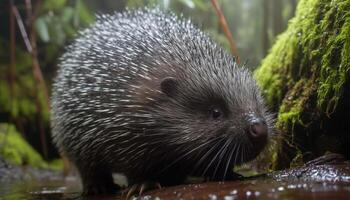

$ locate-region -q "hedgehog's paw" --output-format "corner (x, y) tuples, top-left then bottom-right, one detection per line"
(122, 182), (161, 199)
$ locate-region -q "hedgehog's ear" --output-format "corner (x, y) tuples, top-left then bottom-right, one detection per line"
(160, 77), (178, 97)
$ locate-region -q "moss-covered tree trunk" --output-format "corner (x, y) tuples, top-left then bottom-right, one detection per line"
(255, 0), (350, 169)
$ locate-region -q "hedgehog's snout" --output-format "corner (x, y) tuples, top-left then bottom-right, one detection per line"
(245, 113), (268, 151)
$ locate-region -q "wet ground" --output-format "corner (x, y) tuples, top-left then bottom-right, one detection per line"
(136, 165), (350, 200)
(1, 160), (350, 200)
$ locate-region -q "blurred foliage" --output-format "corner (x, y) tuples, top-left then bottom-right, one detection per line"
(0, 123), (45, 167)
(0, 123), (63, 169)
(0, 0), (94, 119)
(0, 44), (35, 119)
(0, 0), (94, 159)
(38, 0), (94, 42)
(35, 0), (94, 68)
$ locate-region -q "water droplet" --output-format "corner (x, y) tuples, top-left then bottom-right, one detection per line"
(287, 184), (297, 189)
(246, 191), (252, 196)
(209, 194), (218, 200)
(254, 191), (261, 196)
(230, 189), (238, 195)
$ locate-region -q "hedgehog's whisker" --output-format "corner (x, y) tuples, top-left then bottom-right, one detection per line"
(211, 140), (227, 180)
(191, 136), (224, 176)
(158, 137), (219, 175)
(233, 140), (242, 169)
(242, 143), (246, 166)
(223, 137), (238, 181)
(201, 137), (227, 178)
(212, 138), (232, 180)
(243, 136), (252, 164)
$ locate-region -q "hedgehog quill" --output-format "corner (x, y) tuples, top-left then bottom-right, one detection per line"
(51, 8), (273, 195)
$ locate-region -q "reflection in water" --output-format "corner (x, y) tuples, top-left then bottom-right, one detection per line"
(0, 175), (124, 200)
(0, 176), (81, 200)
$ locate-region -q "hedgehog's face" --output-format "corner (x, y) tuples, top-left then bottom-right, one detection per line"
(156, 69), (272, 179)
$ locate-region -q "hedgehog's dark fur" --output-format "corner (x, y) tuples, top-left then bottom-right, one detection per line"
(51, 8), (273, 195)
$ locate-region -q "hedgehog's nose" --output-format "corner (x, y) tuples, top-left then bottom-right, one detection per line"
(247, 117), (268, 149)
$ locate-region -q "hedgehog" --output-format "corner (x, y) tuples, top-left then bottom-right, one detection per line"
(51, 8), (273, 195)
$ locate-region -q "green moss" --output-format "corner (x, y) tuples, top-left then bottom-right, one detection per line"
(0, 123), (46, 167)
(289, 150), (304, 168)
(46, 159), (64, 171)
(0, 123), (62, 170)
(317, 3), (350, 114)
(254, 31), (298, 107)
(254, 0), (350, 168)
(255, 0), (350, 128)
(256, 0), (350, 114)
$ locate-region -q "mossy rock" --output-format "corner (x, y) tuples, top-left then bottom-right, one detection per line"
(255, 0), (350, 169)
(0, 123), (62, 170)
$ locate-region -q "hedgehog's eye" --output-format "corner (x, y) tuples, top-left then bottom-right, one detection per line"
(209, 107), (223, 120)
